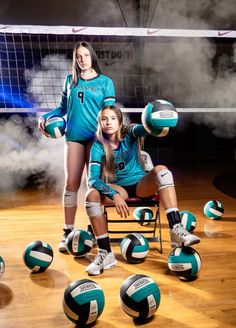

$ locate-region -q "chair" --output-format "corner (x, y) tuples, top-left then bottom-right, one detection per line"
(104, 151), (163, 253)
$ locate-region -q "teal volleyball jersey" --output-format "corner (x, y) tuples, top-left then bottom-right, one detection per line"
(88, 124), (148, 199)
(43, 74), (115, 141)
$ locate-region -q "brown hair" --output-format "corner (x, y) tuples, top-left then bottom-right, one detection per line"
(71, 41), (101, 87)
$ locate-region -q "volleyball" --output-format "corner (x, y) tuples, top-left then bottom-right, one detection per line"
(179, 210), (197, 232)
(120, 233), (149, 263)
(133, 207), (153, 226)
(63, 278), (105, 326)
(141, 99), (178, 136)
(66, 229), (93, 257)
(204, 200), (224, 219)
(119, 274), (161, 319)
(168, 246), (202, 281)
(0, 256), (5, 279)
(23, 240), (53, 272)
(44, 115), (66, 138)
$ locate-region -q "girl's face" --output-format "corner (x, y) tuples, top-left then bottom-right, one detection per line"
(76, 46), (92, 71)
(100, 109), (120, 136)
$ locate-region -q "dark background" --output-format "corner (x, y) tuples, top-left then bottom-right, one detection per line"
(1, 0), (236, 29)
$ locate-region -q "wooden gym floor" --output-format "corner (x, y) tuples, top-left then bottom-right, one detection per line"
(0, 163), (236, 328)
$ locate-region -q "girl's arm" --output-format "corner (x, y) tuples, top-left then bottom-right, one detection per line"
(38, 75), (71, 136)
(132, 123), (167, 138)
(132, 124), (149, 138)
(88, 143), (119, 200)
(103, 77), (116, 107)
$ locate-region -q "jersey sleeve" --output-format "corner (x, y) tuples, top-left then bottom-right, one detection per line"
(42, 74), (71, 120)
(132, 124), (149, 138)
(88, 141), (119, 200)
(103, 77), (116, 106)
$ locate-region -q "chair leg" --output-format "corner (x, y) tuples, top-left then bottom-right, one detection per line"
(105, 204), (163, 254)
(156, 205), (163, 253)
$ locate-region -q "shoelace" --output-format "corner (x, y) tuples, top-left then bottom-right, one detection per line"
(174, 225), (188, 237)
(93, 252), (106, 266)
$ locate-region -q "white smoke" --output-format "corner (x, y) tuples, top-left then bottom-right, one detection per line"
(0, 114), (88, 199)
(25, 54), (71, 108)
(0, 114), (64, 192)
(143, 30), (236, 139)
(0, 53), (88, 195)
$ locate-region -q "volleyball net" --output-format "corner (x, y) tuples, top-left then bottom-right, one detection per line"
(0, 25), (235, 113)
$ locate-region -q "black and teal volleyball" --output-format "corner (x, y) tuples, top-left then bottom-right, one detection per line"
(119, 274), (161, 319)
(168, 246), (201, 281)
(0, 256), (5, 278)
(141, 99), (178, 136)
(44, 115), (66, 138)
(179, 210), (197, 232)
(63, 279), (105, 326)
(204, 200), (224, 219)
(120, 233), (149, 263)
(66, 229), (93, 257)
(133, 206), (153, 226)
(23, 240), (53, 272)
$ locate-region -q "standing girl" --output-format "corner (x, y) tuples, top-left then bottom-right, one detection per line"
(38, 42), (116, 252)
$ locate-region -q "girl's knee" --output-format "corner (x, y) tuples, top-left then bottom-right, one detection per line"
(85, 188), (101, 202)
(65, 179), (81, 191)
(153, 165), (168, 174)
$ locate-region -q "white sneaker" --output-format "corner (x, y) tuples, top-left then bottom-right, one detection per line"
(170, 223), (200, 248)
(58, 229), (73, 253)
(85, 249), (117, 276)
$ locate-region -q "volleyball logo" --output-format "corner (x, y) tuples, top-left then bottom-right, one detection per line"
(168, 246), (202, 281)
(141, 99), (178, 136)
(119, 274), (161, 319)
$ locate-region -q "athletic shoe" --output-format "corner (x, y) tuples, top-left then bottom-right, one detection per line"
(170, 223), (200, 248)
(58, 228), (73, 253)
(87, 224), (97, 246)
(85, 249), (117, 276)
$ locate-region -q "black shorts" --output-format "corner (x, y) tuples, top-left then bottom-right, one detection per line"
(74, 139), (93, 146)
(121, 183), (138, 198)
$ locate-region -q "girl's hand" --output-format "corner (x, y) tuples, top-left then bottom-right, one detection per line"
(113, 193), (130, 218)
(38, 116), (50, 137)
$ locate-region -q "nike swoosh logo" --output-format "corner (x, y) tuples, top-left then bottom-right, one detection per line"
(104, 61), (116, 66)
(72, 27), (88, 33)
(0, 25), (9, 30)
(218, 31), (231, 36)
(147, 29), (161, 35)
(160, 172), (168, 177)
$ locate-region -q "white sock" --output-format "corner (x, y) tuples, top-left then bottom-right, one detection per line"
(64, 224), (74, 230)
(96, 233), (109, 239)
(165, 208), (179, 215)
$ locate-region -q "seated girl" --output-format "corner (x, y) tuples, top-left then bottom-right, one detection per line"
(85, 105), (200, 275)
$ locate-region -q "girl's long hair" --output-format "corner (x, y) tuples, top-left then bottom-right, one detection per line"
(71, 41), (101, 87)
(96, 105), (144, 181)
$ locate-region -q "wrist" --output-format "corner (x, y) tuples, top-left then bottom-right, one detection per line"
(112, 192), (120, 200)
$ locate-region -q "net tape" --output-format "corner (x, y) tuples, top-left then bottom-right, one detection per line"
(0, 25), (235, 38)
